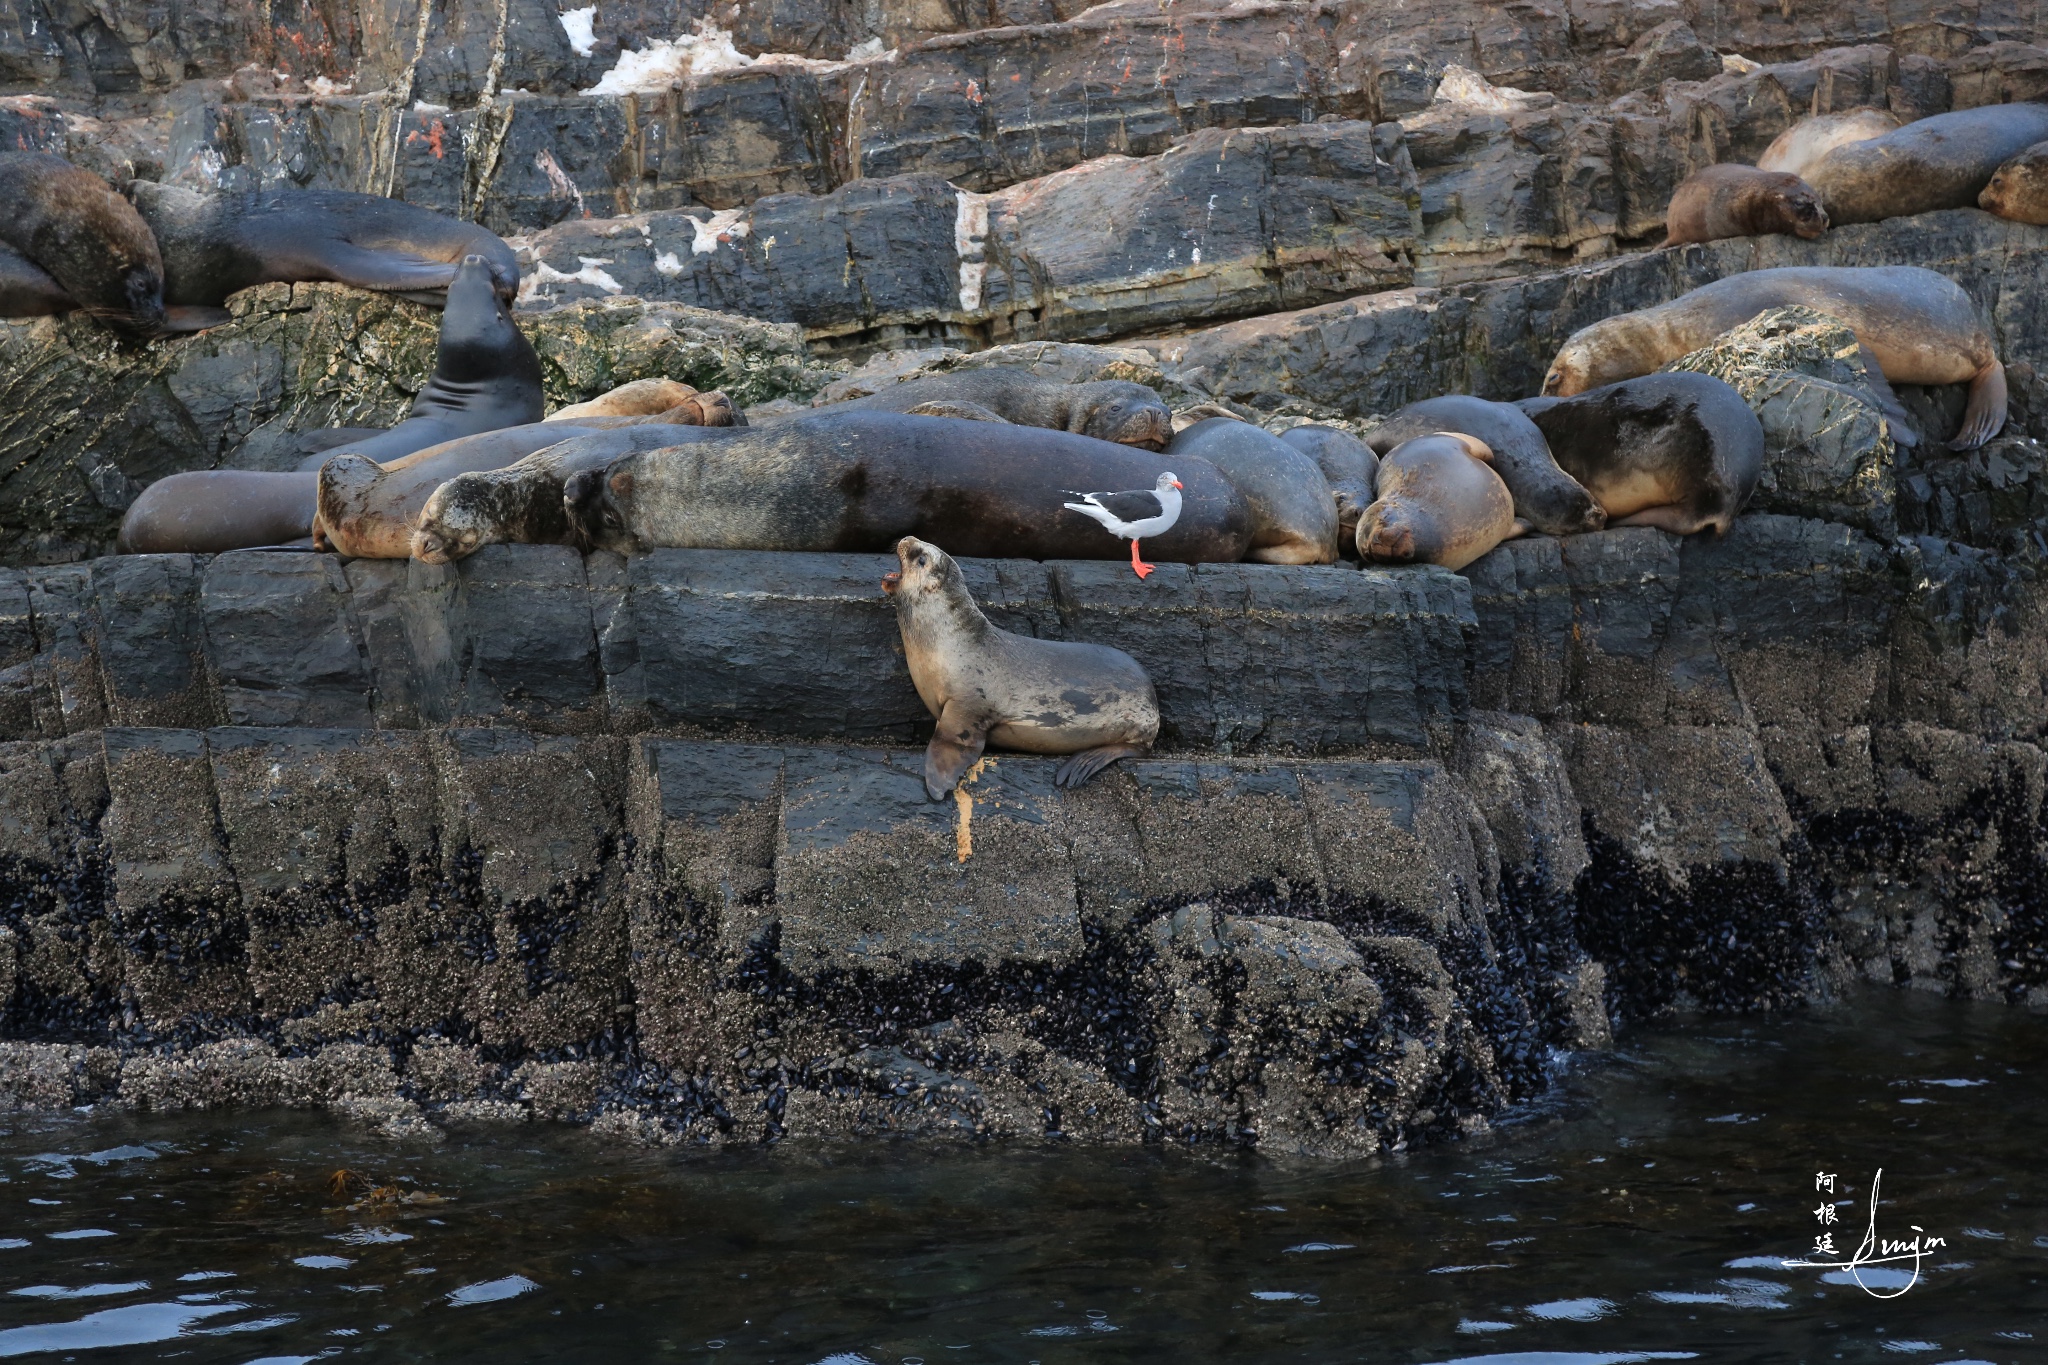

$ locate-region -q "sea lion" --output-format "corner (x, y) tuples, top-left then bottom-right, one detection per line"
(1802, 104), (2048, 225)
(549, 379), (702, 421)
(885, 536), (1159, 798)
(811, 367), (1175, 450)
(411, 425), (737, 563)
(127, 181), (522, 307)
(1277, 425), (1380, 545)
(562, 411), (1254, 562)
(1541, 266), (2006, 449)
(0, 153), (186, 336)
(1756, 108), (1901, 178)
(1661, 164), (1828, 247)
(1978, 139), (2048, 223)
(1517, 372), (1764, 536)
(1163, 418), (1340, 563)
(1356, 433), (1518, 572)
(117, 470), (319, 554)
(1365, 396), (1604, 536)
(287, 254), (544, 472)
(0, 241), (81, 319)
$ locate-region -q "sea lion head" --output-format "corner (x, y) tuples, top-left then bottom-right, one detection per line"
(312, 453), (385, 555)
(1981, 144), (2048, 220)
(1541, 335), (1605, 396)
(882, 535), (965, 604)
(1075, 382), (1175, 450)
(412, 474), (494, 565)
(562, 458), (637, 550)
(1761, 172), (1829, 240)
(1356, 496), (1437, 565)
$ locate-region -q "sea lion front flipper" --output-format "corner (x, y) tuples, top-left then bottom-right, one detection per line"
(1952, 359), (2009, 450)
(1854, 342), (1922, 448)
(924, 702), (989, 801)
(159, 304), (232, 333)
(1505, 518), (1533, 540)
(905, 400), (1009, 423)
(1055, 743), (1147, 790)
(1609, 503), (1719, 535)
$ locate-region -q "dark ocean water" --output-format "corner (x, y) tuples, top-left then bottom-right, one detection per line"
(0, 984), (2041, 1364)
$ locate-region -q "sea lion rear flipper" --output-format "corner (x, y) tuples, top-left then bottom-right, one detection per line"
(924, 703), (989, 801)
(1952, 360), (2009, 450)
(158, 304), (233, 333)
(1055, 744), (1146, 790)
(318, 243), (461, 295)
(904, 400), (1009, 423)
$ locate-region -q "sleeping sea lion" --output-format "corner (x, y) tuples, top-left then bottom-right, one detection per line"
(1517, 372), (1764, 536)
(1277, 425), (1379, 546)
(563, 411), (1253, 563)
(1540, 266), (2006, 449)
(1355, 433), (1517, 572)
(0, 153), (189, 336)
(1755, 108), (1901, 179)
(1978, 139), (2048, 224)
(1802, 104), (2048, 225)
(1661, 164), (1828, 247)
(807, 367), (1175, 450)
(885, 536), (1159, 798)
(1366, 396), (1604, 536)
(128, 181), (522, 307)
(1164, 418), (1339, 563)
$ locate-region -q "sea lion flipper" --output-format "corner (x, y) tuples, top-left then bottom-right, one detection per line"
(924, 703), (989, 801)
(159, 304), (232, 333)
(318, 242), (461, 293)
(1055, 744), (1147, 790)
(1952, 360), (2009, 450)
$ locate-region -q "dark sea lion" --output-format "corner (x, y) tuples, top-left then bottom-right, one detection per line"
(1366, 396), (1604, 537)
(1278, 425), (1379, 545)
(128, 181), (522, 307)
(1978, 139), (2048, 223)
(117, 470), (318, 554)
(1756, 108), (1900, 179)
(0, 153), (179, 336)
(815, 367), (1175, 449)
(563, 411), (1254, 563)
(0, 241), (79, 319)
(1517, 372), (1764, 536)
(1661, 164), (1828, 247)
(1164, 418), (1340, 563)
(412, 425), (736, 563)
(287, 254), (544, 473)
(1803, 104), (2048, 225)
(1541, 266), (2006, 449)
(885, 536), (1159, 798)
(1356, 433), (1517, 572)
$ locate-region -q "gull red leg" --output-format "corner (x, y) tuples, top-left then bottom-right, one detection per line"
(1129, 538), (1154, 580)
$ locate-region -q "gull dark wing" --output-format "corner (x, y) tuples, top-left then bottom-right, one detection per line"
(1081, 490), (1164, 523)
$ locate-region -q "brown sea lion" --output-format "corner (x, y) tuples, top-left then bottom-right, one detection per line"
(0, 241), (79, 319)
(1356, 433), (1517, 572)
(1164, 418), (1340, 564)
(128, 181), (523, 307)
(885, 536), (1159, 798)
(549, 379), (702, 421)
(562, 411), (1254, 563)
(1517, 372), (1764, 536)
(1803, 104), (2048, 225)
(807, 367), (1175, 450)
(1540, 266), (2006, 449)
(1277, 424), (1380, 546)
(1661, 164), (1828, 247)
(1755, 108), (1901, 178)
(0, 153), (191, 336)
(1366, 396), (1604, 536)
(1979, 139), (2048, 223)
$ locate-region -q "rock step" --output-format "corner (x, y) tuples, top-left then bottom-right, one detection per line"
(0, 547), (1474, 752)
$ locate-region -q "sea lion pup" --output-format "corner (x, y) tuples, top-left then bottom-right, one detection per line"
(562, 411), (1254, 562)
(1164, 417), (1340, 563)
(1756, 108), (1901, 178)
(411, 425), (736, 563)
(1541, 266), (2007, 449)
(1356, 433), (1518, 572)
(885, 536), (1160, 798)
(1979, 140), (2048, 223)
(1366, 395), (1604, 536)
(1802, 103), (2048, 225)
(1277, 425), (1379, 545)
(1662, 164), (1828, 247)
(1518, 373), (1764, 536)
(127, 181), (522, 308)
(0, 153), (180, 336)
(811, 367), (1175, 449)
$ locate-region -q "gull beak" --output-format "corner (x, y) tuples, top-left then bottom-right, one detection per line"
(1171, 478), (1184, 490)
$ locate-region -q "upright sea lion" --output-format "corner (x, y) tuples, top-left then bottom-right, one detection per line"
(1366, 396), (1604, 536)
(1356, 433), (1517, 572)
(1277, 425), (1379, 545)
(1662, 164), (1828, 246)
(1541, 266), (2006, 449)
(1164, 418), (1339, 563)
(885, 536), (1160, 798)
(288, 254), (545, 472)
(1756, 108), (1901, 178)
(0, 153), (181, 336)
(411, 425), (736, 563)
(1518, 372), (1764, 536)
(563, 411), (1254, 562)
(128, 181), (522, 307)
(1979, 139), (2048, 223)
(808, 367), (1175, 449)
(1802, 104), (2048, 225)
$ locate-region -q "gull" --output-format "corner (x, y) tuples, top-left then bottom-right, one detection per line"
(1063, 471), (1184, 579)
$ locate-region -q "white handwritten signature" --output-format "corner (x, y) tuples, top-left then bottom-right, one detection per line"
(1780, 1168), (1945, 1299)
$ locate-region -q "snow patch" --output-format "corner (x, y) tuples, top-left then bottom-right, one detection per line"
(559, 6), (597, 58)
